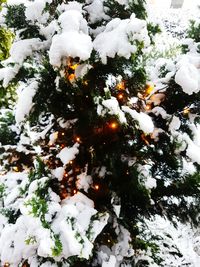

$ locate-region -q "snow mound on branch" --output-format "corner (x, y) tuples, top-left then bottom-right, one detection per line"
(93, 14), (150, 64)
(175, 62), (200, 95)
(49, 10), (92, 67)
(15, 81), (38, 124)
(98, 97), (127, 124)
(0, 66), (20, 87)
(25, 0), (51, 23)
(84, 0), (109, 24)
(10, 38), (42, 65)
(122, 106), (154, 134)
(58, 143), (79, 165)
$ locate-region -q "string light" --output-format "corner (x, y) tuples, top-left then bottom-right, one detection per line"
(145, 83), (154, 95)
(94, 184), (100, 190)
(4, 263), (10, 267)
(75, 136), (81, 143)
(116, 81), (125, 90)
(83, 80), (88, 86)
(183, 107), (190, 115)
(145, 103), (152, 111)
(61, 132), (65, 136)
(13, 166), (19, 172)
(69, 63), (79, 70)
(73, 189), (77, 195)
(68, 73), (76, 82)
(69, 160), (73, 165)
(109, 122), (118, 130)
(117, 93), (124, 100)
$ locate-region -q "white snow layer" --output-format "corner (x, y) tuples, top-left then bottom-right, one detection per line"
(49, 10), (93, 66)
(175, 62), (200, 95)
(10, 39), (42, 65)
(0, 173), (109, 265)
(122, 106), (154, 134)
(49, 9), (150, 66)
(58, 143), (79, 165)
(93, 14), (150, 64)
(15, 81), (38, 124)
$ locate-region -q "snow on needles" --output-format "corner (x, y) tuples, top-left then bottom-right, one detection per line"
(58, 143), (80, 165)
(93, 14), (150, 64)
(49, 9), (150, 66)
(122, 106), (154, 134)
(49, 10), (93, 67)
(15, 81), (38, 125)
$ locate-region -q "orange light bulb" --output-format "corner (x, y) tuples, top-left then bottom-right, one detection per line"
(75, 136), (81, 142)
(94, 184), (99, 190)
(118, 93), (124, 99)
(110, 122), (118, 130)
(116, 81), (125, 90)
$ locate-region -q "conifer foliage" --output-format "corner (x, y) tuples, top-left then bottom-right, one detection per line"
(0, 0), (200, 266)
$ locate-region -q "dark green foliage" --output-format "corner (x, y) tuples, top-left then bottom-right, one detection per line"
(5, 4), (27, 29)
(187, 20), (200, 43)
(0, 82), (17, 108)
(104, 0), (147, 20)
(147, 23), (162, 44)
(5, 4), (45, 39)
(0, 110), (18, 145)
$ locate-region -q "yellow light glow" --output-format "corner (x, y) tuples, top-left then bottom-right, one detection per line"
(183, 107), (190, 115)
(145, 84), (154, 95)
(76, 136), (81, 142)
(110, 122), (118, 130)
(94, 184), (99, 190)
(145, 104), (152, 111)
(118, 93), (124, 99)
(116, 81), (125, 90)
(68, 73), (76, 82)
(13, 166), (19, 172)
(70, 63), (79, 70)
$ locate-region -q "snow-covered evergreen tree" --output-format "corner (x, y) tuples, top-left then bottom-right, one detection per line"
(0, 0), (199, 266)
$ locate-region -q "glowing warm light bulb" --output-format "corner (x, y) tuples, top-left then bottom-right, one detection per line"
(73, 189), (77, 194)
(76, 136), (81, 142)
(68, 73), (76, 82)
(64, 173), (68, 178)
(94, 184), (99, 190)
(145, 103), (152, 111)
(118, 93), (124, 99)
(110, 122), (118, 130)
(116, 81), (125, 90)
(183, 107), (190, 115)
(13, 166), (19, 172)
(69, 160), (73, 164)
(70, 63), (79, 70)
(61, 132), (65, 136)
(145, 83), (154, 95)
(4, 263), (10, 267)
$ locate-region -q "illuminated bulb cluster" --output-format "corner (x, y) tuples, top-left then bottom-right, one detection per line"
(116, 81), (125, 90)
(65, 57), (79, 83)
